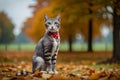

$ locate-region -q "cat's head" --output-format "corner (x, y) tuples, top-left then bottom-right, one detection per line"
(44, 14), (60, 33)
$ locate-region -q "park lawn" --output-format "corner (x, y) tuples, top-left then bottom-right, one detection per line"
(0, 50), (120, 80)
(0, 43), (113, 51)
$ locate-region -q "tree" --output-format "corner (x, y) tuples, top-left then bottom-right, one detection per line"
(88, 2), (93, 52)
(111, 0), (120, 63)
(23, 0), (111, 52)
(53, 0), (112, 52)
(0, 12), (15, 44)
(98, 0), (120, 63)
(23, 0), (79, 52)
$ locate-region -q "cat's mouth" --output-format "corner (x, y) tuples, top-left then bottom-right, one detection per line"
(49, 29), (57, 32)
(50, 28), (55, 30)
(50, 28), (56, 31)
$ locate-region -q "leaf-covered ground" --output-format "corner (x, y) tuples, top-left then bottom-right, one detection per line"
(0, 50), (120, 80)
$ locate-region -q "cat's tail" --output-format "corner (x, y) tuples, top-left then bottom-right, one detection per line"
(32, 56), (44, 73)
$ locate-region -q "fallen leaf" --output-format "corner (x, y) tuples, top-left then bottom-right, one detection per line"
(112, 71), (120, 78)
(89, 72), (102, 80)
(42, 73), (53, 79)
(109, 76), (118, 80)
(24, 75), (33, 80)
(0, 74), (3, 79)
(49, 74), (66, 80)
(10, 76), (25, 80)
(33, 70), (42, 77)
(2, 77), (10, 80)
(8, 67), (17, 72)
(2, 68), (9, 72)
(98, 76), (109, 80)
(81, 75), (89, 80)
(89, 68), (95, 75)
(67, 73), (77, 77)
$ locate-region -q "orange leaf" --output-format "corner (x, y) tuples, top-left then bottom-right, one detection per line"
(33, 70), (42, 77)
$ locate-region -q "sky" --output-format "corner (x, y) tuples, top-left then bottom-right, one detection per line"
(0, 0), (36, 35)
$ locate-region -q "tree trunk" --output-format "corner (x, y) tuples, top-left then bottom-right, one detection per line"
(68, 35), (72, 52)
(5, 44), (8, 51)
(112, 1), (120, 61)
(88, 18), (93, 52)
(98, 0), (120, 64)
(88, 2), (93, 52)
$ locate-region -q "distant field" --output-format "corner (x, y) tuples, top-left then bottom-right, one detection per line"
(0, 43), (113, 51)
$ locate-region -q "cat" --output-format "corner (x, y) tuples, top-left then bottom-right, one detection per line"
(32, 14), (60, 74)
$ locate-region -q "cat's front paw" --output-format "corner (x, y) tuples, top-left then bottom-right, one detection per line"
(47, 71), (54, 74)
(54, 70), (58, 74)
(41, 71), (47, 74)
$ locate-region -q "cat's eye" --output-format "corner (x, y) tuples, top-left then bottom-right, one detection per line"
(47, 22), (51, 25)
(55, 22), (58, 25)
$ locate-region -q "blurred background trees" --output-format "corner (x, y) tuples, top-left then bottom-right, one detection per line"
(22, 0), (120, 62)
(23, 0), (112, 52)
(0, 12), (15, 44)
(0, 0), (120, 62)
(111, 0), (120, 63)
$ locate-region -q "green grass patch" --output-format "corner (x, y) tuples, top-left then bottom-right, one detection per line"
(0, 43), (113, 51)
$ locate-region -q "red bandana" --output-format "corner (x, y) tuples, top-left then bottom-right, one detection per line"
(47, 32), (59, 39)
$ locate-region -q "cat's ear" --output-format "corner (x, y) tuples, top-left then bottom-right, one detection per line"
(44, 14), (49, 21)
(56, 14), (60, 21)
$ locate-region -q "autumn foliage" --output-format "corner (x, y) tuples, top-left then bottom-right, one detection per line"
(23, 0), (112, 42)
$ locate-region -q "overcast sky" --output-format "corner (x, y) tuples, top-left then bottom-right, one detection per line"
(0, 0), (36, 35)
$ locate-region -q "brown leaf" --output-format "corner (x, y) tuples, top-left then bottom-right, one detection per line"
(49, 74), (66, 80)
(10, 76), (25, 80)
(112, 72), (120, 78)
(2, 77), (10, 80)
(89, 72), (102, 80)
(24, 75), (34, 80)
(67, 77), (81, 80)
(8, 67), (17, 72)
(67, 73), (77, 77)
(0, 74), (3, 79)
(81, 75), (89, 80)
(89, 68), (95, 75)
(33, 70), (42, 77)
(109, 76), (118, 80)
(2, 68), (9, 72)
(67, 73), (81, 80)
(104, 69), (113, 75)
(98, 76), (109, 80)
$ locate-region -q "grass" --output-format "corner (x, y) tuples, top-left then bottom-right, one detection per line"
(0, 44), (36, 51)
(0, 43), (113, 51)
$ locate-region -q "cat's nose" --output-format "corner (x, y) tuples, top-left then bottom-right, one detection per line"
(51, 26), (54, 29)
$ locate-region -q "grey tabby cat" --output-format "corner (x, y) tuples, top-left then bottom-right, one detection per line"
(32, 14), (60, 74)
